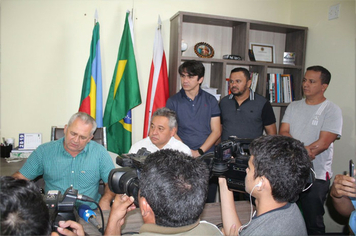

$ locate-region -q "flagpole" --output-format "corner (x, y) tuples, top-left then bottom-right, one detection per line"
(94, 9), (98, 25)
(158, 15), (162, 30)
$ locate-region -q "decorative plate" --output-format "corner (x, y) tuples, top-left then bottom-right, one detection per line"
(194, 42), (214, 58)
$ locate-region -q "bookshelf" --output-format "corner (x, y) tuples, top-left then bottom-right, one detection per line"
(169, 11), (307, 121)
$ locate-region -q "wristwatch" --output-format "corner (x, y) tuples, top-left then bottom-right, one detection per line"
(198, 148), (204, 156)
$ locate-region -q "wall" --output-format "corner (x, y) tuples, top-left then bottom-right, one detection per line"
(1, 0), (355, 233)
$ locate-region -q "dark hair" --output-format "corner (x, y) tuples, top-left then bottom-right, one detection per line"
(178, 60), (205, 80)
(230, 67), (250, 81)
(0, 176), (51, 235)
(249, 135), (312, 203)
(152, 107), (177, 129)
(306, 65), (331, 85)
(139, 149), (209, 227)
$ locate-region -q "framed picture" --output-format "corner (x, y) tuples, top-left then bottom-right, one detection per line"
(194, 42), (214, 58)
(250, 43), (274, 63)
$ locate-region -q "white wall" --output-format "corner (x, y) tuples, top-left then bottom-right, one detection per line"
(1, 0), (355, 232)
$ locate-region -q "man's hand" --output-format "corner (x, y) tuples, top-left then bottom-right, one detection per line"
(51, 220), (85, 236)
(330, 174), (356, 217)
(305, 145), (318, 160)
(99, 183), (116, 210)
(104, 194), (136, 235)
(330, 174), (356, 199)
(191, 150), (200, 158)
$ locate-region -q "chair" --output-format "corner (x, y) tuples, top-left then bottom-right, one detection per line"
(50, 126), (107, 195)
(51, 126), (107, 149)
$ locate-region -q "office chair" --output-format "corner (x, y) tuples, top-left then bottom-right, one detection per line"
(50, 126), (108, 195)
(50, 126), (107, 149)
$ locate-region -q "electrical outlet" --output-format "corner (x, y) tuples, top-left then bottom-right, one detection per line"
(328, 4), (340, 20)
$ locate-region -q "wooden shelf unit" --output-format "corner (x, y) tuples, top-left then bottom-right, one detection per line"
(169, 11), (308, 112)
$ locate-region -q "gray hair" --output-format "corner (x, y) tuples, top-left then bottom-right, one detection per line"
(152, 108), (177, 130)
(67, 112), (97, 135)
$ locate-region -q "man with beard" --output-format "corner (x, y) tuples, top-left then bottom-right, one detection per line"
(219, 67), (276, 141)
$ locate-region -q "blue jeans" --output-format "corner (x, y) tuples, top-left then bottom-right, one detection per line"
(298, 179), (330, 235)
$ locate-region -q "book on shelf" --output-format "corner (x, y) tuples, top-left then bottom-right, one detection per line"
(250, 72), (259, 92)
(267, 73), (294, 104)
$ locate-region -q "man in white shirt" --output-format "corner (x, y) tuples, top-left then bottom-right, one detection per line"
(129, 107), (191, 156)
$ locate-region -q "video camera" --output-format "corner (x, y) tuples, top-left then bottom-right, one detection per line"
(200, 137), (253, 193)
(43, 187), (78, 232)
(108, 148), (151, 206)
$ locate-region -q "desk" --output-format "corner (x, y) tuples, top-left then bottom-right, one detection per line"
(0, 158), (26, 176)
(81, 201), (252, 235)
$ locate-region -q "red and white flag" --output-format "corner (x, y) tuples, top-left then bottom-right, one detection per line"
(143, 16), (169, 138)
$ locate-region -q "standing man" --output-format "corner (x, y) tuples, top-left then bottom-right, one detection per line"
(129, 107), (191, 155)
(12, 112), (115, 210)
(166, 60), (221, 158)
(279, 65), (343, 235)
(220, 67), (276, 141)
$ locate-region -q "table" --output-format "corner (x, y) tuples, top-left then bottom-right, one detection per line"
(81, 201), (252, 235)
(0, 157), (26, 176)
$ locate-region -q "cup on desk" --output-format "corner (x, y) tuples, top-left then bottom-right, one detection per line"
(1, 144), (13, 158)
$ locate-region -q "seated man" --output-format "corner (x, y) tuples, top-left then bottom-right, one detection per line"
(219, 135), (311, 236)
(105, 149), (223, 235)
(129, 107), (191, 156)
(0, 176), (84, 236)
(330, 173), (356, 234)
(12, 112), (115, 210)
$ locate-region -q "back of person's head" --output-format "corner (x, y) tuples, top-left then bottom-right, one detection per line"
(139, 149), (209, 227)
(249, 135), (312, 203)
(68, 112), (97, 135)
(0, 176), (51, 236)
(230, 67), (250, 81)
(152, 107), (177, 129)
(306, 65), (331, 85)
(178, 60), (205, 79)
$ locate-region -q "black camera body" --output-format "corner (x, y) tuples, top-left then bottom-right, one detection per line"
(201, 137), (252, 193)
(43, 187), (78, 232)
(108, 148), (151, 206)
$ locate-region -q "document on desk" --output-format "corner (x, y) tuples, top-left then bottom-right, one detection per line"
(5, 157), (24, 163)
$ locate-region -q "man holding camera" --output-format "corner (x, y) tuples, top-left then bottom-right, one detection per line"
(129, 107), (191, 155)
(0, 176), (84, 236)
(105, 149), (223, 235)
(12, 112), (115, 210)
(219, 135), (311, 236)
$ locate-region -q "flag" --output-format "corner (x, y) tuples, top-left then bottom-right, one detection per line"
(143, 16), (169, 138)
(79, 21), (103, 127)
(103, 11), (141, 155)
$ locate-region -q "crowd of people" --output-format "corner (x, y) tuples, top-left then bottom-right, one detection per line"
(2, 60), (353, 236)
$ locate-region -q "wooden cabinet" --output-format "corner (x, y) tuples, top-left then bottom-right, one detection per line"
(168, 11), (308, 121)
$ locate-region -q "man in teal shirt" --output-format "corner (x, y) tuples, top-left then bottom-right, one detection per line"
(12, 112), (115, 210)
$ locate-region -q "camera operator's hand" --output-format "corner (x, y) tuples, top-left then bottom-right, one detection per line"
(105, 194), (136, 235)
(50, 220), (85, 236)
(219, 177), (241, 236)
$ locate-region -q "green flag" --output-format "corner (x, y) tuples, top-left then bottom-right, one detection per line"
(103, 12), (141, 155)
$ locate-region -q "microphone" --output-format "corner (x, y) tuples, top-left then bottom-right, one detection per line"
(78, 204), (102, 233)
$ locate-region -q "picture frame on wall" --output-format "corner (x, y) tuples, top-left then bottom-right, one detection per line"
(250, 43), (275, 63)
